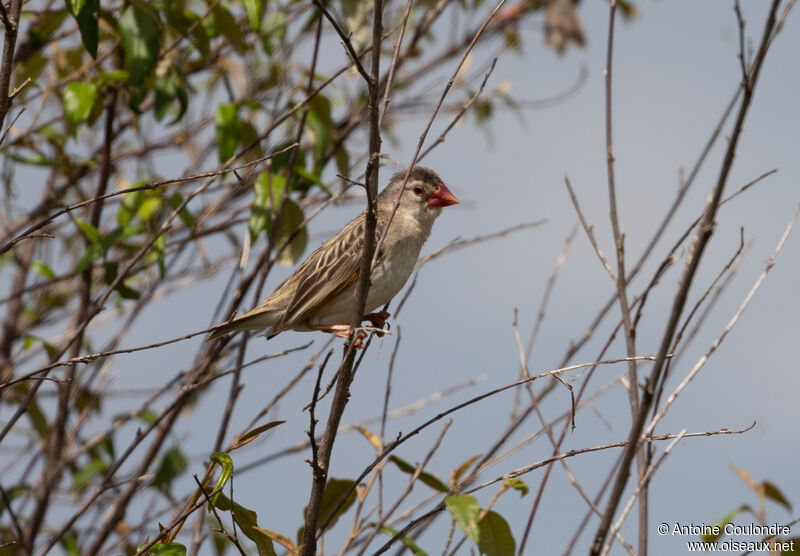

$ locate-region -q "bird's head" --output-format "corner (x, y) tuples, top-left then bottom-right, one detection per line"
(380, 167), (458, 226)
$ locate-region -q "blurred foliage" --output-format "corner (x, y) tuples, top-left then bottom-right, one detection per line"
(702, 466), (797, 554)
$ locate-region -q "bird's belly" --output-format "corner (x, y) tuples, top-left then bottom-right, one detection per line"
(305, 237), (421, 327)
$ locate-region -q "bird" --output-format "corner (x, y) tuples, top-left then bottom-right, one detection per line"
(207, 166), (458, 345)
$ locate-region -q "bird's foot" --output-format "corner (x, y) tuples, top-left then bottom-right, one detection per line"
(362, 311), (390, 336)
(339, 329), (368, 349)
(308, 316), (388, 349)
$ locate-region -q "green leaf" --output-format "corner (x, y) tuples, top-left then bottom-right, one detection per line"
(503, 478), (528, 497)
(59, 529), (81, 556)
(271, 198), (307, 266)
(137, 192), (162, 221)
(75, 387), (101, 413)
(389, 456), (450, 493)
(781, 537), (800, 554)
(2, 150), (61, 167)
(292, 165), (327, 193)
(65, 0), (86, 14)
(248, 171), (284, 241)
(74, 243), (102, 274)
(209, 452), (233, 507)
(27, 396), (51, 439)
(445, 495), (481, 544)
(341, 0), (372, 49)
(31, 260), (56, 280)
(762, 481), (792, 512)
(72, 455), (108, 491)
(168, 193), (196, 227)
(97, 69), (130, 85)
(119, 2), (161, 86)
(211, 5), (245, 52)
(40, 125), (66, 149)
(155, 66), (189, 124)
(335, 146), (350, 185)
(215, 494), (278, 556)
(13, 51), (48, 91)
(0, 484), (29, 518)
(306, 94), (333, 157)
(116, 281), (141, 300)
(75, 217), (102, 245)
(616, 0), (639, 19)
(260, 11), (286, 54)
(117, 187), (145, 228)
(100, 258), (116, 282)
(243, 0), (261, 29)
(380, 527), (430, 556)
(150, 542), (187, 556)
(63, 81), (99, 128)
(246, 170), (308, 263)
(701, 506), (747, 542)
(188, 13), (211, 60)
(153, 232), (166, 278)
(215, 103), (240, 162)
(96, 435), (115, 459)
(22, 335), (57, 359)
(318, 478), (357, 530)
(268, 142), (305, 175)
(299, 479), (356, 544)
(28, 10), (69, 52)
(151, 446), (187, 495)
(137, 409), (158, 425)
(66, 0), (99, 57)
(477, 511), (515, 556)
(237, 120), (264, 165)
(99, 227), (123, 251)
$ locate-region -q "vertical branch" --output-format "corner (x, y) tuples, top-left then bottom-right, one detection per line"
(603, 1), (638, 415)
(0, 0), (26, 393)
(589, 2), (783, 553)
(601, 2), (648, 551)
(25, 77), (120, 549)
(0, 0), (23, 128)
(299, 0), (384, 553)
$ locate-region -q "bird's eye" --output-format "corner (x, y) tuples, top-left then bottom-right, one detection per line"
(412, 186), (424, 196)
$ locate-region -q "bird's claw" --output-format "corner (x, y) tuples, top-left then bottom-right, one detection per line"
(363, 311), (390, 335)
(336, 328), (368, 349)
(319, 312), (391, 349)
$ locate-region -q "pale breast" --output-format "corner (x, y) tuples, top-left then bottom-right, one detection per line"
(305, 227), (426, 327)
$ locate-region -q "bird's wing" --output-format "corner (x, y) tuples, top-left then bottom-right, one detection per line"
(274, 211), (387, 334)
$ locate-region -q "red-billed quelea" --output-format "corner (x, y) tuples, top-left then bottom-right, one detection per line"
(207, 167), (458, 344)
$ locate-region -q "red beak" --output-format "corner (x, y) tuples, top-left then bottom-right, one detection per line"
(427, 182), (459, 208)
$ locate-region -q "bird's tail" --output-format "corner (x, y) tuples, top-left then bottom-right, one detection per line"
(206, 309), (281, 341)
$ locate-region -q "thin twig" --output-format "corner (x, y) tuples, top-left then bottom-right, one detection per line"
(563, 176), (616, 280)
